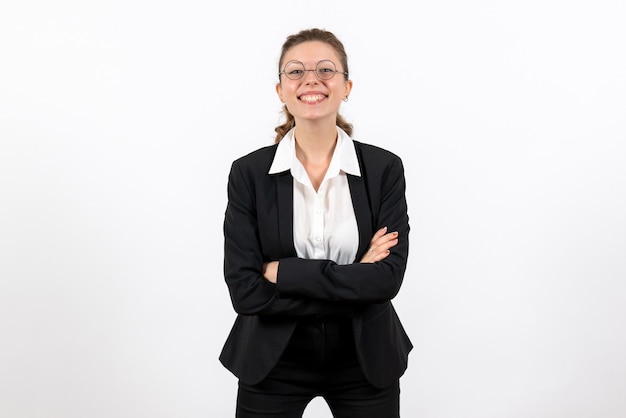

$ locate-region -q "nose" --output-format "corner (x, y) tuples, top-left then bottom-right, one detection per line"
(303, 69), (318, 84)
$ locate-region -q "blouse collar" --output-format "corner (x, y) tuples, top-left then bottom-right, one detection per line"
(268, 127), (361, 177)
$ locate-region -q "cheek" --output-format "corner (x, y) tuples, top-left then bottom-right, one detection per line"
(281, 85), (299, 100)
(334, 86), (348, 99)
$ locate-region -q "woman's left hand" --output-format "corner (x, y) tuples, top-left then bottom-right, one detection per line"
(360, 226), (399, 263)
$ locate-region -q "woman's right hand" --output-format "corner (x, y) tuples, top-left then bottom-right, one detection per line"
(359, 226), (399, 263)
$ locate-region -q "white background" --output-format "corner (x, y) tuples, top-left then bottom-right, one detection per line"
(1, 1), (625, 417)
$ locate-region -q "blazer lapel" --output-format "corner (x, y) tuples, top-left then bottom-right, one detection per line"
(275, 171), (297, 257)
(348, 174), (373, 262)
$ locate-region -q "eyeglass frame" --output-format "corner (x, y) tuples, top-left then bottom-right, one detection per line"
(278, 59), (349, 81)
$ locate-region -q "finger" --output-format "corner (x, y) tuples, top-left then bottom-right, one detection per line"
(369, 226), (388, 244)
(367, 239), (396, 259)
(371, 249), (391, 262)
(371, 231), (399, 248)
(361, 246), (382, 263)
(374, 240), (398, 255)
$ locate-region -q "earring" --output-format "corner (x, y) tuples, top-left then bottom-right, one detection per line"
(343, 96), (349, 102)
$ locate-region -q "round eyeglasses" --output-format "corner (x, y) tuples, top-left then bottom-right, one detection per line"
(279, 60), (349, 81)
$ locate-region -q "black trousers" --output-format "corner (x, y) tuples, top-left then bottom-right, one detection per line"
(236, 316), (400, 418)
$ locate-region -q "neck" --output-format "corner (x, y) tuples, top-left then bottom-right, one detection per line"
(293, 122), (338, 191)
(293, 122), (337, 161)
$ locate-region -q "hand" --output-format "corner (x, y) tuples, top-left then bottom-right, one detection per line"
(359, 227), (399, 263)
(263, 261), (279, 283)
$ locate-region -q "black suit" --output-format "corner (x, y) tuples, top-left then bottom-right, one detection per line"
(220, 139), (412, 389)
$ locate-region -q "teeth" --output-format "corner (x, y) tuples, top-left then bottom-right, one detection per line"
(300, 94), (325, 103)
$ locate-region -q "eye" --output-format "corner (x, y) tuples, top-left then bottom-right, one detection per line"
(316, 60), (338, 79)
(283, 61), (305, 78)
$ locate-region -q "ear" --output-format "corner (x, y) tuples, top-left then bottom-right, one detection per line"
(276, 83), (284, 103)
(343, 80), (353, 99)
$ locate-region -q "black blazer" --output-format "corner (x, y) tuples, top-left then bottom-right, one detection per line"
(219, 139), (413, 389)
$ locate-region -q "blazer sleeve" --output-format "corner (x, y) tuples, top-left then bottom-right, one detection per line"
(276, 150), (410, 303)
(223, 157), (355, 317)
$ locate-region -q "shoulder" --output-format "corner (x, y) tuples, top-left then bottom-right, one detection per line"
(352, 140), (404, 169)
(226, 144), (280, 197)
(230, 144), (278, 173)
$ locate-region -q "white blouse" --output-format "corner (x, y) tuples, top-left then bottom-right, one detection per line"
(268, 127), (361, 265)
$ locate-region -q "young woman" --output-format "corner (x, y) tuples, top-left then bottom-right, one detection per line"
(220, 28), (413, 418)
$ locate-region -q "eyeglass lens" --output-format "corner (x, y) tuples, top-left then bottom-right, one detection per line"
(282, 60), (339, 80)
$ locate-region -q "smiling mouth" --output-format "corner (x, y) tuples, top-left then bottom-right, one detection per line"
(299, 94), (327, 104)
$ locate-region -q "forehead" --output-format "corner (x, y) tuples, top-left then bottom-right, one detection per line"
(282, 41), (341, 66)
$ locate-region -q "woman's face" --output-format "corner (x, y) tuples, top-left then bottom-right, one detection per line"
(276, 41), (352, 126)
